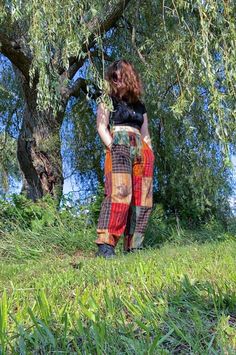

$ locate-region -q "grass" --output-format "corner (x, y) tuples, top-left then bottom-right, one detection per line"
(0, 238), (236, 354)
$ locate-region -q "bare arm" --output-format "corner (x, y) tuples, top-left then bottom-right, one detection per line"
(96, 102), (113, 149)
(140, 113), (153, 150)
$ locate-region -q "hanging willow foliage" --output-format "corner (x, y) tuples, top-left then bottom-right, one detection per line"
(0, 56), (22, 192)
(1, 0), (235, 147)
(129, 0), (236, 160)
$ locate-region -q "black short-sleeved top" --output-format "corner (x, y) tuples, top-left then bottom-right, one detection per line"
(108, 95), (147, 130)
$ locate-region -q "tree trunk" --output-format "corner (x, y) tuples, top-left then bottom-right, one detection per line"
(17, 74), (65, 202)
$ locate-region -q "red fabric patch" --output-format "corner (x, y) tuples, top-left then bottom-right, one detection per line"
(104, 172), (112, 196)
(132, 175), (142, 205)
(142, 149), (154, 177)
(108, 203), (130, 234)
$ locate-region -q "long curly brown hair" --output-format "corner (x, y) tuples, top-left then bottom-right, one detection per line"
(105, 59), (144, 103)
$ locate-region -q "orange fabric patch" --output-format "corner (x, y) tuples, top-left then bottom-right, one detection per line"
(111, 173), (132, 204)
(133, 162), (143, 176)
(105, 150), (112, 174)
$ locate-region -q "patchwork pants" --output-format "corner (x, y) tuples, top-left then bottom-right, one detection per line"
(95, 126), (155, 251)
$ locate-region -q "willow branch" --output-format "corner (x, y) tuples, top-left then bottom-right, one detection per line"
(66, 0), (132, 80)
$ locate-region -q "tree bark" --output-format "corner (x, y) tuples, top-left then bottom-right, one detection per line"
(16, 72), (65, 201)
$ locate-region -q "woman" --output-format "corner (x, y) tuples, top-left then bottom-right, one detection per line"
(95, 59), (154, 258)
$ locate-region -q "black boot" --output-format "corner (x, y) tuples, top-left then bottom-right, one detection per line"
(95, 243), (116, 258)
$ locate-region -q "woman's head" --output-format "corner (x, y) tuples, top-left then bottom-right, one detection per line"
(105, 59), (143, 103)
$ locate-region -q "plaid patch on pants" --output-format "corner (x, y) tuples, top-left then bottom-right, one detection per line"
(95, 129), (155, 251)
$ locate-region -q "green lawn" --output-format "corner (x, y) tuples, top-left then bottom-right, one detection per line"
(0, 239), (236, 354)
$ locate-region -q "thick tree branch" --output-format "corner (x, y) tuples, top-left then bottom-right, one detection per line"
(90, 49), (114, 62)
(68, 77), (87, 98)
(86, 0), (132, 33)
(67, 48), (114, 99)
(0, 32), (31, 81)
(67, 77), (101, 100)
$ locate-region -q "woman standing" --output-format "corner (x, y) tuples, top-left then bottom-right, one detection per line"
(95, 59), (154, 258)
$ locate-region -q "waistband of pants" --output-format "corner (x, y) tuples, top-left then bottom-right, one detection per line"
(110, 125), (141, 135)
